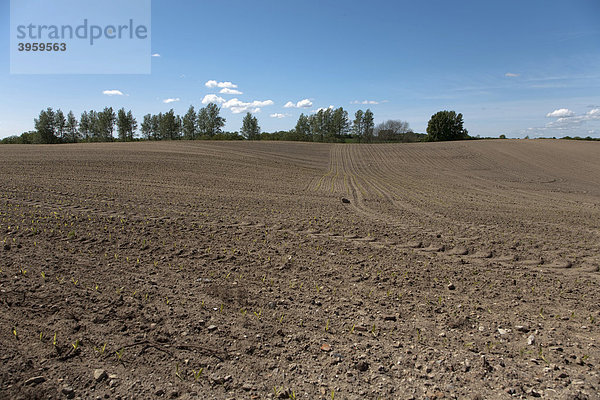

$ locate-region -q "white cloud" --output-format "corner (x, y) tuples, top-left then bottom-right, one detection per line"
(351, 100), (379, 105)
(526, 108), (600, 137)
(284, 99), (313, 108)
(505, 72), (520, 77)
(205, 80), (238, 89)
(222, 98), (274, 114)
(152, 53), (161, 57)
(587, 108), (600, 118)
(219, 88), (243, 95)
(315, 105), (335, 113)
(102, 89), (124, 96)
(202, 94), (226, 104)
(270, 113), (290, 119)
(163, 98), (180, 104)
(546, 108), (575, 118)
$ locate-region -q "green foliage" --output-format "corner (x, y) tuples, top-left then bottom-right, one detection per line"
(198, 103), (226, 137)
(353, 110), (364, 142)
(65, 111), (79, 143)
(117, 108), (137, 141)
(363, 109), (374, 143)
(426, 110), (469, 141)
(182, 105), (197, 140)
(241, 112), (260, 140)
(34, 107), (57, 143)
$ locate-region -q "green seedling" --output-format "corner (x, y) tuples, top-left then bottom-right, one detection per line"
(52, 332), (57, 347)
(39, 331), (43, 341)
(40, 271), (45, 279)
(349, 324), (355, 334)
(72, 339), (80, 351)
(12, 327), (18, 340)
(192, 368), (203, 381)
(94, 342), (107, 355)
(325, 319), (330, 333)
(175, 363), (183, 381)
(254, 310), (262, 320)
(115, 348), (124, 361)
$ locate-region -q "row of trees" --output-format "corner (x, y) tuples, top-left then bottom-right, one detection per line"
(3, 105), (470, 144)
(32, 107), (138, 144)
(140, 104), (227, 141)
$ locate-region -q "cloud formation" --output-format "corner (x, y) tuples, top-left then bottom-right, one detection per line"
(205, 80), (238, 89)
(223, 98), (274, 114)
(315, 105), (334, 113)
(505, 72), (520, 77)
(163, 98), (180, 104)
(270, 113), (290, 119)
(201, 94), (274, 113)
(546, 108), (575, 118)
(527, 107), (600, 137)
(102, 90), (124, 96)
(284, 99), (313, 108)
(201, 94), (226, 104)
(151, 53), (160, 57)
(219, 88), (243, 95)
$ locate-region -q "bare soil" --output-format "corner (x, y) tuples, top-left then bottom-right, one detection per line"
(1, 140), (599, 399)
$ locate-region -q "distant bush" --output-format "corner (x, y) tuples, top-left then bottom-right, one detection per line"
(426, 111), (469, 141)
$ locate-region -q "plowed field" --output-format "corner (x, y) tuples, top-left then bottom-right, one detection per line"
(1, 140), (599, 399)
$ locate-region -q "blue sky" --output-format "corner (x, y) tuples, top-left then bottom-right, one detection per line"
(1, 0), (600, 139)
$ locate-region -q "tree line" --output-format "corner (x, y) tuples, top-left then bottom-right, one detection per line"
(2, 105), (475, 144)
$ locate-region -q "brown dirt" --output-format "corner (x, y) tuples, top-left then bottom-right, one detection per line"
(0, 139), (599, 399)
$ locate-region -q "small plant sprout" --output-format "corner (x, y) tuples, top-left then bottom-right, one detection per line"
(254, 310), (262, 320)
(39, 331), (44, 341)
(325, 318), (330, 333)
(192, 368), (203, 381)
(72, 339), (80, 351)
(115, 348), (124, 361)
(94, 342), (107, 355)
(279, 313), (284, 324)
(71, 278), (78, 286)
(175, 363), (183, 381)
(52, 332), (57, 347)
(40, 271), (45, 279)
(349, 324), (355, 334)
(331, 389), (335, 400)
(12, 327), (18, 340)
